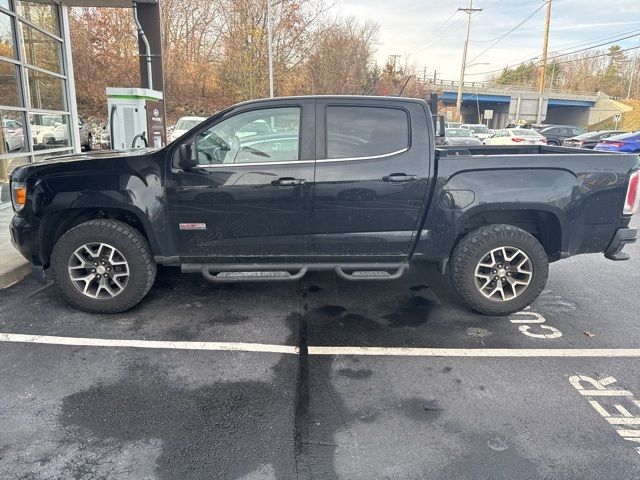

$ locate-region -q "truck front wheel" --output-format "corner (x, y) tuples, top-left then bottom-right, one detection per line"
(51, 219), (156, 313)
(449, 224), (549, 316)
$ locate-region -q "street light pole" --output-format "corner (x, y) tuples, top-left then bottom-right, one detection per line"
(267, 0), (274, 98)
(456, 0), (482, 122)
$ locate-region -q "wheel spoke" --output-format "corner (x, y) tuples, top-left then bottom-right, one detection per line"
(475, 245), (532, 303)
(68, 242), (129, 300)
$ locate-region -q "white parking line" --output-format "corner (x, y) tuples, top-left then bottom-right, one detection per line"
(0, 333), (299, 355)
(4, 332), (640, 357)
(307, 346), (640, 357)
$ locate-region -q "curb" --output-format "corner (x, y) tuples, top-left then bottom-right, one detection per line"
(0, 257), (31, 289)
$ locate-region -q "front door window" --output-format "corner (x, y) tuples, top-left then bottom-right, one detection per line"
(195, 107), (300, 165)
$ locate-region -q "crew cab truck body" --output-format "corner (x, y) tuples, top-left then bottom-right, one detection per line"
(9, 96), (640, 315)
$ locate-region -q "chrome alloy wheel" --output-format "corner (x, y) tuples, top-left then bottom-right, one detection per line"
(67, 242), (130, 299)
(474, 246), (532, 302)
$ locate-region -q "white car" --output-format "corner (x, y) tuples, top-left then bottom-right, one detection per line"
(461, 124), (492, 141)
(169, 116), (206, 142)
(2, 119), (24, 152)
(31, 115), (70, 147)
(483, 128), (548, 145)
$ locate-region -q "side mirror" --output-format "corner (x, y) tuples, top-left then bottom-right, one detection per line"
(178, 143), (197, 170)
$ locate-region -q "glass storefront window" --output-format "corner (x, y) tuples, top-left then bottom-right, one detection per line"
(29, 113), (69, 150)
(0, 110), (27, 154)
(0, 0), (72, 210)
(0, 11), (16, 59)
(16, 1), (59, 36)
(21, 22), (62, 73)
(26, 67), (65, 111)
(0, 59), (21, 107)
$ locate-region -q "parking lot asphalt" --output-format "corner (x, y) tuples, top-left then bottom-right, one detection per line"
(1, 216), (639, 480)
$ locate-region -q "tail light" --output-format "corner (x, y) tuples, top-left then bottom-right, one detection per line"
(540, 138), (547, 144)
(605, 141), (624, 149)
(624, 170), (640, 215)
(511, 137), (526, 143)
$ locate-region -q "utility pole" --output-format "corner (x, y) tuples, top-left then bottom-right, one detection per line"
(538, 0), (552, 95)
(456, 0), (482, 122)
(433, 69), (439, 83)
(423, 66), (427, 84)
(627, 37), (640, 99)
(267, 0), (274, 97)
(389, 54), (402, 74)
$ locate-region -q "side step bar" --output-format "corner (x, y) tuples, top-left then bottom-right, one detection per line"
(181, 263), (408, 283)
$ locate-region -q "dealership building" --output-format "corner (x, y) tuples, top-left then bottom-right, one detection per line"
(0, 0), (162, 209)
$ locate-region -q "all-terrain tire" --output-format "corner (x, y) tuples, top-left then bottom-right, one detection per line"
(51, 219), (156, 313)
(449, 224), (549, 316)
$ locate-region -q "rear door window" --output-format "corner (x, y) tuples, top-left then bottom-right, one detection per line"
(326, 106), (409, 159)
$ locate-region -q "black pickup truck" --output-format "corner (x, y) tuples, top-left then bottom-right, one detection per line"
(9, 96), (639, 315)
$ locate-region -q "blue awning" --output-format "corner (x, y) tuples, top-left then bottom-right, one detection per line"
(548, 98), (595, 107)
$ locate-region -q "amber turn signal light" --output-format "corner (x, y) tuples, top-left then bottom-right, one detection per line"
(11, 182), (27, 212)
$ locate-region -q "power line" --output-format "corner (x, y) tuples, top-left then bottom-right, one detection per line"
(465, 31), (640, 76)
(407, 0), (500, 57)
(466, 2), (546, 65)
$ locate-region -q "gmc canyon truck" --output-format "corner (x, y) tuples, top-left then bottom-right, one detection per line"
(9, 96), (639, 315)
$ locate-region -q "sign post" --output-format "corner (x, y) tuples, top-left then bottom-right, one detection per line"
(484, 109), (494, 126)
(614, 113), (622, 129)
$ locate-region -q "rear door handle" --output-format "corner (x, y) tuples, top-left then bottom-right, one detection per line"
(382, 173), (418, 183)
(271, 177), (306, 187)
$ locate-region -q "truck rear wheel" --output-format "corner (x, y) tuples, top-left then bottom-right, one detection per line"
(51, 219), (156, 313)
(449, 224), (548, 316)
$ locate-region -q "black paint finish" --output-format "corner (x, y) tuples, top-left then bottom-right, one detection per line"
(9, 96), (639, 270)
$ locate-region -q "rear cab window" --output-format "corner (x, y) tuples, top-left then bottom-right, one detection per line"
(325, 106), (409, 159)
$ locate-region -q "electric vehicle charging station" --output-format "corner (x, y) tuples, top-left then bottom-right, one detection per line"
(106, 87), (166, 151)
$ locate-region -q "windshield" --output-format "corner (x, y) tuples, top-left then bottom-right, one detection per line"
(176, 118), (204, 130)
(446, 128), (473, 138)
(467, 125), (489, 134)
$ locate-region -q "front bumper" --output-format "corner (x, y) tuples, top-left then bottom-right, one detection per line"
(9, 214), (37, 264)
(604, 228), (637, 261)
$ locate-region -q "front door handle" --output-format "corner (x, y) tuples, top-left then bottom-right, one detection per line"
(382, 173), (418, 183)
(271, 177), (307, 187)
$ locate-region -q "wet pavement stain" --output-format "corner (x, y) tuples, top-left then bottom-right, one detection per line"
(399, 398), (444, 422)
(315, 305), (347, 316)
(60, 358), (298, 480)
(337, 368), (373, 380)
(382, 295), (437, 328)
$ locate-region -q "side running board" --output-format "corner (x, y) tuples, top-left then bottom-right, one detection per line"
(181, 263), (408, 283)
(334, 264), (408, 281)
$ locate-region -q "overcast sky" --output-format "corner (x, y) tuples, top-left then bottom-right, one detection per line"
(335, 0), (640, 80)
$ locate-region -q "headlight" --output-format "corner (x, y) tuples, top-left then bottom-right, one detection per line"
(11, 181), (26, 213)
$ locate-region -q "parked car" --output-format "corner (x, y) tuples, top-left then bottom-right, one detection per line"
(9, 96), (638, 316)
(30, 115), (69, 148)
(483, 128), (547, 145)
(2, 119), (24, 152)
(437, 128), (483, 146)
(169, 116), (206, 142)
(535, 125), (585, 145)
(78, 116), (92, 151)
(460, 123), (491, 141)
(563, 130), (627, 149)
(594, 131), (640, 153)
